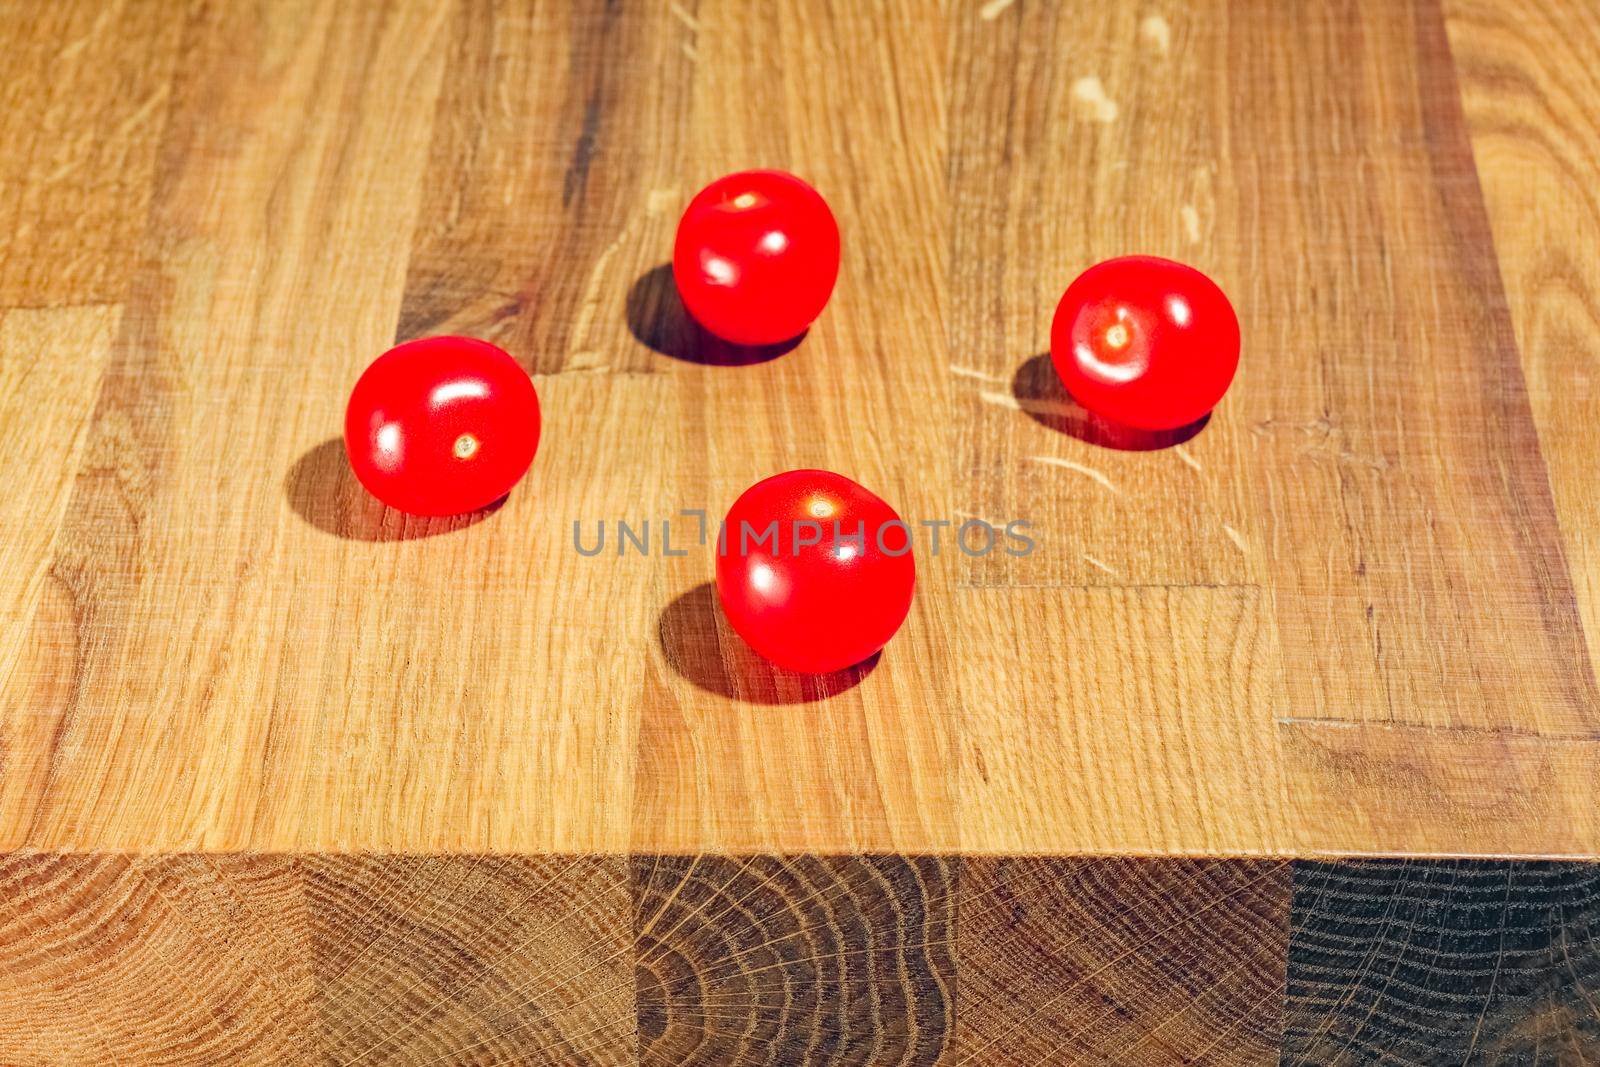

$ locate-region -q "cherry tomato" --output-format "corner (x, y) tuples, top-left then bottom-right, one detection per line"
(716, 470), (915, 674)
(344, 336), (540, 516)
(673, 170), (841, 346)
(1050, 255), (1240, 431)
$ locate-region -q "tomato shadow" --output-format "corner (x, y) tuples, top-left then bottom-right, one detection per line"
(626, 263), (804, 366)
(1010, 352), (1209, 450)
(657, 582), (878, 705)
(284, 437), (503, 542)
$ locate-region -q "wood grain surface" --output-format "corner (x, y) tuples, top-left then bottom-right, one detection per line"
(0, 0), (1595, 860)
(2, 0), (1596, 857)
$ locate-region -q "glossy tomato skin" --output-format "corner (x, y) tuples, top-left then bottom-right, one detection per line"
(716, 470), (914, 674)
(344, 336), (540, 516)
(1050, 255), (1240, 431)
(673, 170), (841, 346)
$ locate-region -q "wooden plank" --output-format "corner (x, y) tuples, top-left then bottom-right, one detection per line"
(1217, 0), (1595, 734)
(1267, 0), (1600, 851)
(308, 855), (634, 1065)
(1445, 0), (1600, 684)
(0, 854), (311, 1065)
(1284, 860), (1600, 1063)
(949, 0), (1263, 589)
(957, 586), (1292, 855)
(633, 854), (957, 1064)
(0, 0), (182, 306)
(956, 858), (1291, 1064)
(631, 0), (959, 854)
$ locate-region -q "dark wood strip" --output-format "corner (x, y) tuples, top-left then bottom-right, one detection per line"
(633, 855), (957, 1065)
(398, 0), (687, 373)
(955, 857), (1291, 1065)
(1284, 859), (1600, 1064)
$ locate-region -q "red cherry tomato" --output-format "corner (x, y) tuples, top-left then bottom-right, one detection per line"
(344, 336), (540, 516)
(716, 470), (914, 674)
(673, 170), (841, 346)
(1050, 255), (1240, 431)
